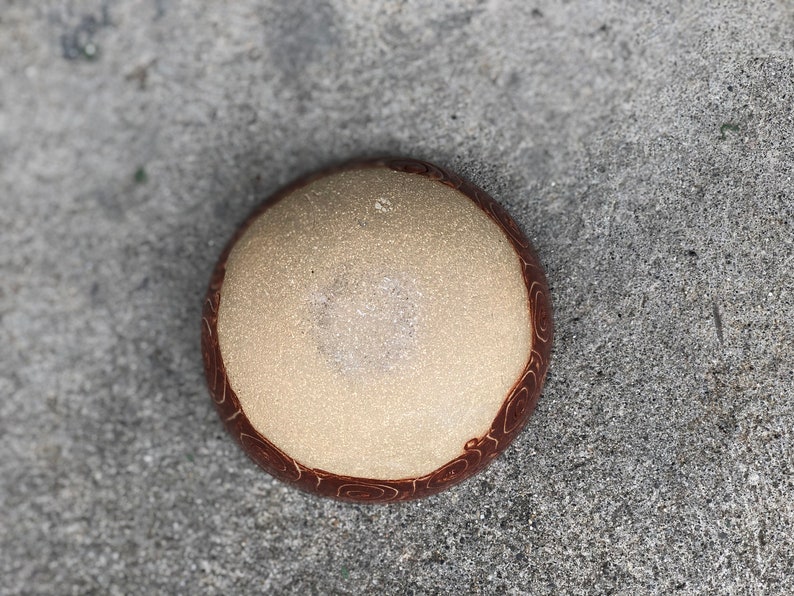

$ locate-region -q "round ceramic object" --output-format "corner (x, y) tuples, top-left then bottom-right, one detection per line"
(201, 158), (552, 502)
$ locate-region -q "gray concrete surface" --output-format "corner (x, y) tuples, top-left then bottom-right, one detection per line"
(2, 1), (792, 594)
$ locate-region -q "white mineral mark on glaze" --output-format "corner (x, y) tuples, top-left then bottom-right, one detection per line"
(374, 197), (393, 212)
(308, 270), (420, 376)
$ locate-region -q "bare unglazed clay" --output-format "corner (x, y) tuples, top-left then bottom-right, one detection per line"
(202, 158), (553, 502)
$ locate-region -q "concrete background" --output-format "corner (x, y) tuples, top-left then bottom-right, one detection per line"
(2, 0), (792, 594)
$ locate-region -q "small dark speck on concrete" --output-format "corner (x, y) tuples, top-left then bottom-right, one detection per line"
(719, 122), (740, 140)
(134, 167), (148, 184)
(154, 0), (168, 20)
(61, 13), (108, 61)
(90, 281), (101, 306)
(712, 297), (724, 344)
(125, 60), (156, 90)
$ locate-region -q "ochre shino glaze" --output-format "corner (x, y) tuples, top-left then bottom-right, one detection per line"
(201, 158), (553, 502)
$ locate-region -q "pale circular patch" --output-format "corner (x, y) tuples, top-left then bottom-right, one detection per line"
(217, 166), (532, 479)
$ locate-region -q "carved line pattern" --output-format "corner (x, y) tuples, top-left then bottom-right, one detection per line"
(201, 157), (554, 502)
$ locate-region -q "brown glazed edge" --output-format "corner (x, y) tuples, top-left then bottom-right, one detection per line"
(201, 157), (553, 503)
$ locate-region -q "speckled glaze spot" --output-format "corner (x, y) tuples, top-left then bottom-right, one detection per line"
(201, 157), (553, 502)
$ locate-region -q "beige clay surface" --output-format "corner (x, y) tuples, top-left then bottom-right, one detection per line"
(217, 167), (532, 479)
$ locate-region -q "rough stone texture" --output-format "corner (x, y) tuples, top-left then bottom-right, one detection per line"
(1, 1), (791, 594)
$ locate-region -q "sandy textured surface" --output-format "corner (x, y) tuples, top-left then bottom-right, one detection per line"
(2, 1), (792, 594)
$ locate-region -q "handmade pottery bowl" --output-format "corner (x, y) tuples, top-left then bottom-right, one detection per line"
(201, 157), (552, 502)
